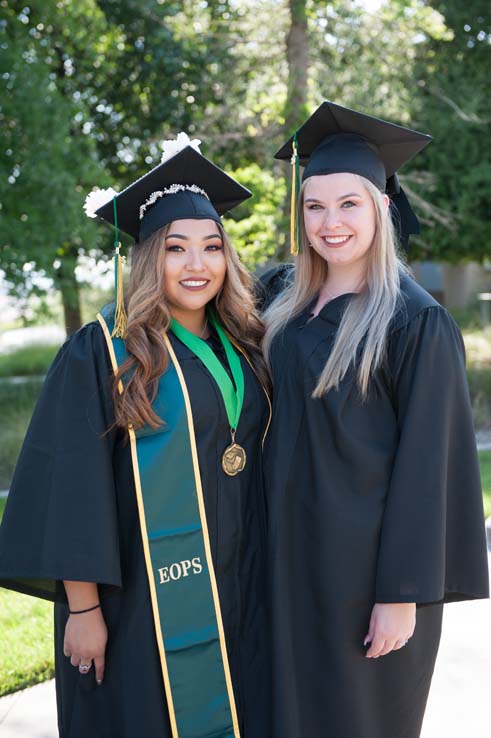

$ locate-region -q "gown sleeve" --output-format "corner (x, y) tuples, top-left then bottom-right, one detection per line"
(0, 322), (122, 602)
(375, 306), (489, 605)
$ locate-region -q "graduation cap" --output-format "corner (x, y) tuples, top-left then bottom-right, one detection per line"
(83, 133), (251, 337)
(274, 101), (432, 254)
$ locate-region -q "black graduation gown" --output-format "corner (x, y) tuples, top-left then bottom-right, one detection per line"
(0, 321), (271, 738)
(264, 273), (489, 738)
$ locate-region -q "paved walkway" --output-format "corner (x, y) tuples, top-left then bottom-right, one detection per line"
(0, 679), (57, 738)
(1, 553), (490, 738)
(421, 581), (491, 738)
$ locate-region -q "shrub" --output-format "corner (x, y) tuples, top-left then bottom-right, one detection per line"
(0, 380), (43, 489)
(467, 369), (491, 430)
(0, 344), (59, 378)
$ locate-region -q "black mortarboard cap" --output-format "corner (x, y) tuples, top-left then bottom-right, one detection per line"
(275, 100), (432, 189)
(84, 139), (251, 339)
(95, 146), (251, 242)
(274, 101), (432, 252)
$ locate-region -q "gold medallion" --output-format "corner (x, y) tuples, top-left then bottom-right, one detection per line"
(222, 443), (247, 476)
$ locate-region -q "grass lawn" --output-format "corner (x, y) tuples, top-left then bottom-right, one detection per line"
(0, 590), (54, 697)
(0, 499), (54, 696)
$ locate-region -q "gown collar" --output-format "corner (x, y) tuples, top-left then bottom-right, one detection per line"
(300, 292), (355, 328)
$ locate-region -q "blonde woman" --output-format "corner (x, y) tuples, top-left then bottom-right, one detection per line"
(0, 138), (271, 738)
(263, 102), (488, 738)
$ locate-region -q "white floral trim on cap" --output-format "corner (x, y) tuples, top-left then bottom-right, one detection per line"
(160, 132), (201, 163)
(139, 184), (209, 220)
(83, 187), (118, 218)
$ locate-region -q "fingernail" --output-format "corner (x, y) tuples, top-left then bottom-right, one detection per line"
(363, 637), (370, 646)
(97, 680), (102, 686)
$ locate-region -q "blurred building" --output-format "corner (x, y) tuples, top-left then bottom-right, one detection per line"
(411, 261), (491, 310)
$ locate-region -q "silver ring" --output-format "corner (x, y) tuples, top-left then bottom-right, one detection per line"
(79, 663), (91, 674)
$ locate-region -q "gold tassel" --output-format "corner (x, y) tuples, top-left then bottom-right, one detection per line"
(111, 242), (128, 339)
(290, 137), (300, 255)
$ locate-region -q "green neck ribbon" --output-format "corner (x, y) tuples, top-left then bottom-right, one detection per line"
(170, 315), (244, 433)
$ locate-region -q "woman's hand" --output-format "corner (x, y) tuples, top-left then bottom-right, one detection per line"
(64, 607), (108, 684)
(63, 580), (108, 684)
(364, 602), (416, 658)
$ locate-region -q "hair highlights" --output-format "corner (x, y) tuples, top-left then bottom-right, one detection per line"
(263, 175), (407, 399)
(113, 224), (268, 430)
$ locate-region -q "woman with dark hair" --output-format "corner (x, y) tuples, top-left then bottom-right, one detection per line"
(263, 102), (489, 738)
(0, 134), (271, 738)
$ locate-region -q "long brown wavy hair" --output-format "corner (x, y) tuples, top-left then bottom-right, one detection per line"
(112, 223), (268, 431)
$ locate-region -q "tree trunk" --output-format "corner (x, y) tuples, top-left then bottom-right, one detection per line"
(56, 257), (82, 336)
(279, 0), (309, 260)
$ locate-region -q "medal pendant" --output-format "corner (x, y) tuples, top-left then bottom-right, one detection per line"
(222, 430), (246, 476)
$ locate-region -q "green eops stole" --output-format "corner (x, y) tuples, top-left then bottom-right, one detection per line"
(98, 305), (240, 738)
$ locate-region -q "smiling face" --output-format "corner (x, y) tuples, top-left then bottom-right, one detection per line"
(303, 172), (388, 274)
(163, 218), (226, 326)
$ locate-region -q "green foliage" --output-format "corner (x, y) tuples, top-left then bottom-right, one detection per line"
(80, 285), (113, 325)
(223, 163), (287, 270)
(451, 302), (484, 331)
(0, 0), (255, 327)
(409, 0), (491, 262)
(1, 0), (490, 319)
(307, 0), (490, 264)
(309, 2), (445, 124)
(480, 451), (491, 518)
(0, 3), (108, 258)
(467, 369), (491, 430)
(0, 588), (54, 697)
(462, 325), (491, 370)
(461, 321), (491, 429)
(0, 0), (111, 332)
(0, 345), (59, 377)
(0, 379), (43, 488)
(0, 497), (54, 697)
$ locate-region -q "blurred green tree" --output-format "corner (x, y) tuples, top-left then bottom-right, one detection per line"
(410, 0), (491, 262)
(0, 0), (252, 332)
(0, 1), (109, 333)
(1, 0), (489, 332)
(224, 163), (287, 270)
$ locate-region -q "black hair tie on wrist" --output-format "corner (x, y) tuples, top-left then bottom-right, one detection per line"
(69, 603), (101, 615)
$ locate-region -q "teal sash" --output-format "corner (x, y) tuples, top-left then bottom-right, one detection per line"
(97, 305), (240, 738)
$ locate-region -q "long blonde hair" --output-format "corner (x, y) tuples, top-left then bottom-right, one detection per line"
(113, 223), (268, 430)
(263, 175), (408, 399)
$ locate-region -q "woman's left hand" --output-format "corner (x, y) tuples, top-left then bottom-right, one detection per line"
(364, 602), (416, 658)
